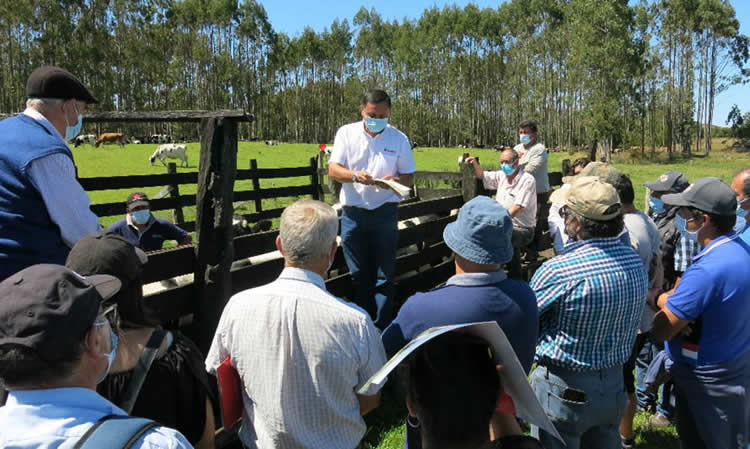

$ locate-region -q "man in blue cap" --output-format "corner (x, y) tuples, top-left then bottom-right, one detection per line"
(382, 195), (539, 449)
(651, 177), (750, 449)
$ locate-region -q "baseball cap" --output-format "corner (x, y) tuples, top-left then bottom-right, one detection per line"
(661, 177), (737, 216)
(443, 196), (513, 265)
(562, 162), (624, 186)
(127, 192), (150, 209)
(26, 66), (98, 104)
(0, 264), (120, 361)
(550, 176), (621, 221)
(66, 232), (159, 327)
(644, 171), (690, 193)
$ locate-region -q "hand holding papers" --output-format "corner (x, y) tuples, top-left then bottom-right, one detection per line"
(357, 321), (564, 443)
(372, 178), (411, 198)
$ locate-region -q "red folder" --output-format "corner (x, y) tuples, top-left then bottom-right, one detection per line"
(216, 358), (243, 428)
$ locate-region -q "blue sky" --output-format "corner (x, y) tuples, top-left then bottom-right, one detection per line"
(263, 0), (749, 126)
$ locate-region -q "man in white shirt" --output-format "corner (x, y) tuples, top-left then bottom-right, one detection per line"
(0, 66), (100, 280)
(466, 149), (537, 278)
(206, 199), (387, 449)
(327, 89), (417, 327)
(514, 120), (549, 262)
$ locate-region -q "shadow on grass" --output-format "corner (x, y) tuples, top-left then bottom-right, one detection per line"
(636, 427), (680, 449)
(362, 385), (407, 449)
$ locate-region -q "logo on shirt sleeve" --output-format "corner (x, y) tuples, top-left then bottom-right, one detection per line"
(383, 148), (397, 155)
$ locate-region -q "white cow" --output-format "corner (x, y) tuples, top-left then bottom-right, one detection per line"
(149, 144), (188, 167)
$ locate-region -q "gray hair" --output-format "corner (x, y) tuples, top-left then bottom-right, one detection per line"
(26, 97), (64, 113)
(501, 148), (519, 162)
(279, 200), (338, 266)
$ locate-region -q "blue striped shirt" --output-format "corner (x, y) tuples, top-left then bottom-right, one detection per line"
(673, 235), (700, 273)
(531, 236), (648, 371)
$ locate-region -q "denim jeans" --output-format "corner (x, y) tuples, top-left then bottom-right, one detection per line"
(635, 335), (674, 417)
(531, 364), (627, 449)
(341, 203), (399, 328)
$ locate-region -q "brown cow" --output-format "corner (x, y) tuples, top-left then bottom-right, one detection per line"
(95, 133), (126, 147)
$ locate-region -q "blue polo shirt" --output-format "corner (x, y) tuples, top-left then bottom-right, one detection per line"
(382, 270), (539, 373)
(740, 222), (750, 246)
(107, 216), (188, 252)
(666, 233), (750, 366)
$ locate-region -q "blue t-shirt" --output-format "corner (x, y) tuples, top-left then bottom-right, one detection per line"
(666, 234), (750, 366)
(740, 222), (750, 246)
(382, 270), (539, 373)
(107, 216), (188, 252)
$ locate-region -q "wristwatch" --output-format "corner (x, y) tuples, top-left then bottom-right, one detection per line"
(352, 173), (358, 183)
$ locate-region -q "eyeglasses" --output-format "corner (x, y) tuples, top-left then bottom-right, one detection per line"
(93, 303), (119, 328)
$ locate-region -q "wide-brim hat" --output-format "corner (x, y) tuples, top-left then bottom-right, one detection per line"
(550, 176), (621, 221)
(443, 196), (513, 265)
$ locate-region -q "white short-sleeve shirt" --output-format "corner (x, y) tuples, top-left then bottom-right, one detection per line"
(205, 267), (387, 449)
(329, 121), (416, 209)
(483, 169), (537, 229)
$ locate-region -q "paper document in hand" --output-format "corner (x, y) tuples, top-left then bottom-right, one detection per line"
(357, 321), (563, 443)
(372, 179), (411, 197)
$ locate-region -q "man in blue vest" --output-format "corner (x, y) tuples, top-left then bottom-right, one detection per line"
(0, 66), (101, 280)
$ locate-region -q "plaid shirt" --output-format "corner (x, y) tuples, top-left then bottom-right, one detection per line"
(531, 236), (648, 371)
(673, 234), (700, 273)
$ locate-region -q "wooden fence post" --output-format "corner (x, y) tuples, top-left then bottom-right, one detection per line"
(310, 157), (320, 201)
(194, 117), (238, 354)
(250, 159), (263, 214)
(316, 153), (326, 202)
(461, 159), (478, 202)
(166, 163), (184, 225)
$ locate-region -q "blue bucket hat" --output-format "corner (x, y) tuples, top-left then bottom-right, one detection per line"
(443, 196), (513, 265)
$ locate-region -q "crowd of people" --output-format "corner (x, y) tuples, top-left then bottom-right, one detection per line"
(0, 66), (748, 449)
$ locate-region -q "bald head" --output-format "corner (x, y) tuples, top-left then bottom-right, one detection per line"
(732, 168), (750, 222)
(500, 148), (519, 164)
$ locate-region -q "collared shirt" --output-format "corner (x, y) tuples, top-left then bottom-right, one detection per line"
(205, 267), (387, 449)
(107, 214), (188, 251)
(673, 234), (700, 273)
(482, 169), (537, 229)
(531, 236), (648, 371)
(548, 184), (570, 253)
(329, 121), (416, 210)
(23, 108), (100, 247)
(382, 270), (539, 373)
(665, 234), (750, 366)
(0, 387), (192, 449)
(514, 142), (550, 193)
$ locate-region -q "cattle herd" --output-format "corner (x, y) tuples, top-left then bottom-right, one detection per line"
(73, 133), (180, 148)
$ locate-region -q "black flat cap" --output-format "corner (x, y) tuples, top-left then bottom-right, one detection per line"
(0, 264), (120, 361)
(26, 66), (98, 104)
(662, 177), (737, 216)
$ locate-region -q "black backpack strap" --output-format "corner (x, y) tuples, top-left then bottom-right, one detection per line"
(120, 329), (168, 414)
(74, 414), (158, 449)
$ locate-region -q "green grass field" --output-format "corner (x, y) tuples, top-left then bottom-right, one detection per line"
(73, 140), (750, 449)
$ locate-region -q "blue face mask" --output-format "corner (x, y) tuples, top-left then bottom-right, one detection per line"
(64, 103), (83, 142)
(501, 163), (515, 176)
(649, 197), (665, 214)
(93, 322), (118, 384)
(520, 134), (532, 145)
(364, 117), (388, 134)
(737, 199), (749, 219)
(676, 214), (703, 243)
(132, 209), (150, 224)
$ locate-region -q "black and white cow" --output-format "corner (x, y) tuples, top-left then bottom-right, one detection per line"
(149, 144), (188, 167)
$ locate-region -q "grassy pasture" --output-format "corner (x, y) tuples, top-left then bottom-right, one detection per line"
(73, 139), (750, 449)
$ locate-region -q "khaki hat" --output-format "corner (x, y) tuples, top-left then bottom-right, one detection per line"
(562, 162), (623, 185)
(550, 176), (621, 221)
